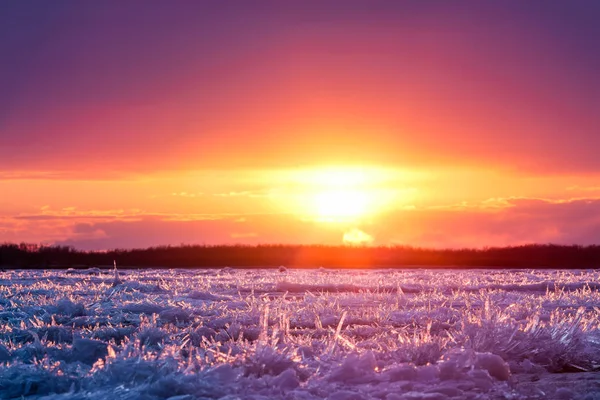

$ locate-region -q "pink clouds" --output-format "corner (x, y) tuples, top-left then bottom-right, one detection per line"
(2, 196), (600, 250)
(371, 198), (600, 248)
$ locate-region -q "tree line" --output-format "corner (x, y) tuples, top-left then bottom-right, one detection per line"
(1, 242), (600, 269)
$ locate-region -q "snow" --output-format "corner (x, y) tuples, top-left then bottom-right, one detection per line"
(0, 268), (599, 399)
(71, 339), (108, 365)
(121, 302), (165, 315)
(159, 308), (192, 324)
(187, 291), (229, 301)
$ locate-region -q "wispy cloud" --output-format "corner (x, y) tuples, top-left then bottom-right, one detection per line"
(230, 232), (258, 239)
(4, 196), (600, 250)
(213, 190), (276, 198)
(343, 228), (373, 245)
(379, 197), (600, 248)
(0, 170), (142, 181)
(13, 207), (142, 221)
(170, 192), (203, 198)
(566, 185), (600, 192)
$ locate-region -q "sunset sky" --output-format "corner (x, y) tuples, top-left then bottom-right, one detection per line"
(2, 1), (600, 250)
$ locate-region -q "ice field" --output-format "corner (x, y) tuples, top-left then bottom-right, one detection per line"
(0, 267), (599, 399)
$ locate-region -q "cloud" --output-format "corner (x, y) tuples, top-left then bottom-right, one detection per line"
(52, 215), (346, 250)
(376, 197), (600, 248)
(213, 190), (274, 198)
(567, 185), (600, 192)
(13, 208), (137, 221)
(14, 214), (119, 221)
(170, 192), (203, 198)
(0, 170), (137, 181)
(343, 228), (373, 245)
(73, 223), (100, 234)
(230, 232), (258, 239)
(11, 207), (240, 223)
(4, 196), (600, 250)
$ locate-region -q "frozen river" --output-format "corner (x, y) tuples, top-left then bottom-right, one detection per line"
(0, 267), (599, 399)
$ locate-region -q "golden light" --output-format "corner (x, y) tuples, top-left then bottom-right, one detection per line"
(263, 166), (416, 222)
(307, 168), (370, 187)
(293, 167), (397, 222)
(314, 189), (370, 220)
(343, 228), (374, 245)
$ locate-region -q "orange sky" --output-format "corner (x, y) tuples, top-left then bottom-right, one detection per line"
(2, 2), (600, 249)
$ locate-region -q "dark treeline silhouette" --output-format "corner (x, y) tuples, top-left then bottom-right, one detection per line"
(1, 242), (600, 269)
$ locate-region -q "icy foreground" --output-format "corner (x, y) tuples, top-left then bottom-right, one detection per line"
(0, 268), (599, 400)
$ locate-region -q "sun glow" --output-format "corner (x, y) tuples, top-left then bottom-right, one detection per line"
(293, 167), (394, 222)
(314, 189), (370, 219)
(267, 166), (414, 222)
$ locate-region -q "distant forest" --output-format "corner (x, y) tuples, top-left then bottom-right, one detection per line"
(1, 242), (600, 269)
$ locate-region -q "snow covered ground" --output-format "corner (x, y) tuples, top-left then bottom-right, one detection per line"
(0, 267), (599, 399)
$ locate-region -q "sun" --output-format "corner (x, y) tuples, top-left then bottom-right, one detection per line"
(299, 167), (383, 222)
(313, 189), (370, 220)
(276, 166), (404, 222)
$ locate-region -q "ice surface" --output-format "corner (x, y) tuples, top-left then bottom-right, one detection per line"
(71, 339), (108, 365)
(187, 291), (229, 301)
(0, 268), (598, 399)
(121, 302), (165, 315)
(159, 308), (192, 324)
(0, 345), (10, 362)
